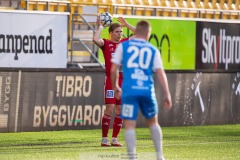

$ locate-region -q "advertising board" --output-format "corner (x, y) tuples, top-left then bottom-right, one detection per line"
(0, 10), (68, 68)
(0, 70), (239, 132)
(196, 21), (240, 70)
(100, 18), (196, 70)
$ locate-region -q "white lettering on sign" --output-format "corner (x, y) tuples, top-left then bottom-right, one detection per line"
(33, 105), (106, 127)
(202, 28), (240, 69)
(4, 76), (11, 112)
(55, 76), (92, 97)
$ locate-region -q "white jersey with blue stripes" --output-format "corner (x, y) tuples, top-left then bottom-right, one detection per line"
(111, 38), (163, 96)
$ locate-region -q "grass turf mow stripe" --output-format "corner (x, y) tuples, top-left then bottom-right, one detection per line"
(0, 124), (239, 160)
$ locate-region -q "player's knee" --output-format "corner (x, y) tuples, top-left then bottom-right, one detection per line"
(105, 105), (115, 115)
(115, 105), (121, 115)
(146, 116), (158, 127)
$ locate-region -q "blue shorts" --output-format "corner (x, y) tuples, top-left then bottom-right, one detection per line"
(121, 95), (158, 120)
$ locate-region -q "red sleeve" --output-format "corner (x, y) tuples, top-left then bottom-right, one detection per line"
(120, 38), (129, 43)
(100, 39), (107, 50)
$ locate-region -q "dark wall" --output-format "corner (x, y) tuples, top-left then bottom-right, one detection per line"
(0, 70), (239, 132)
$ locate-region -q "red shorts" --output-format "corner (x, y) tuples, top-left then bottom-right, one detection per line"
(104, 74), (123, 105)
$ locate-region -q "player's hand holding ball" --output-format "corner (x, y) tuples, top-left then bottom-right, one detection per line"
(98, 12), (113, 28)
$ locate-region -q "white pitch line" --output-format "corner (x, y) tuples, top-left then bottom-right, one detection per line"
(163, 141), (239, 147)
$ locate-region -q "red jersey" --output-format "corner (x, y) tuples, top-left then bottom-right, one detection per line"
(101, 38), (128, 76)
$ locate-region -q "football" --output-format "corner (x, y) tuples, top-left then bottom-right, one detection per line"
(99, 12), (113, 27)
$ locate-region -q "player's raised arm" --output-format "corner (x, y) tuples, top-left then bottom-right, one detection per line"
(92, 15), (104, 48)
(118, 17), (136, 37)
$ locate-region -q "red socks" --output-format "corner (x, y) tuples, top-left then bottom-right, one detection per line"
(102, 114), (111, 137)
(102, 114), (123, 138)
(112, 114), (123, 138)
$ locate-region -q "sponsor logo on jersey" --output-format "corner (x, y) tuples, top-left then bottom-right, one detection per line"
(131, 69), (148, 81)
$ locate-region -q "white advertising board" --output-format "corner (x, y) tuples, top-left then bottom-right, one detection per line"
(0, 10), (68, 68)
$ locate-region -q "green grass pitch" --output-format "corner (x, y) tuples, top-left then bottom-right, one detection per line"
(0, 124), (240, 160)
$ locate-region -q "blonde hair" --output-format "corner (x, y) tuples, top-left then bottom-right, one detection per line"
(135, 20), (151, 37)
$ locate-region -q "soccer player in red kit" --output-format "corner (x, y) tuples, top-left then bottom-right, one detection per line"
(93, 17), (136, 147)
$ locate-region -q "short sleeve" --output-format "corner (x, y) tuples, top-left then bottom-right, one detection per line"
(111, 43), (123, 65)
(153, 49), (163, 71)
